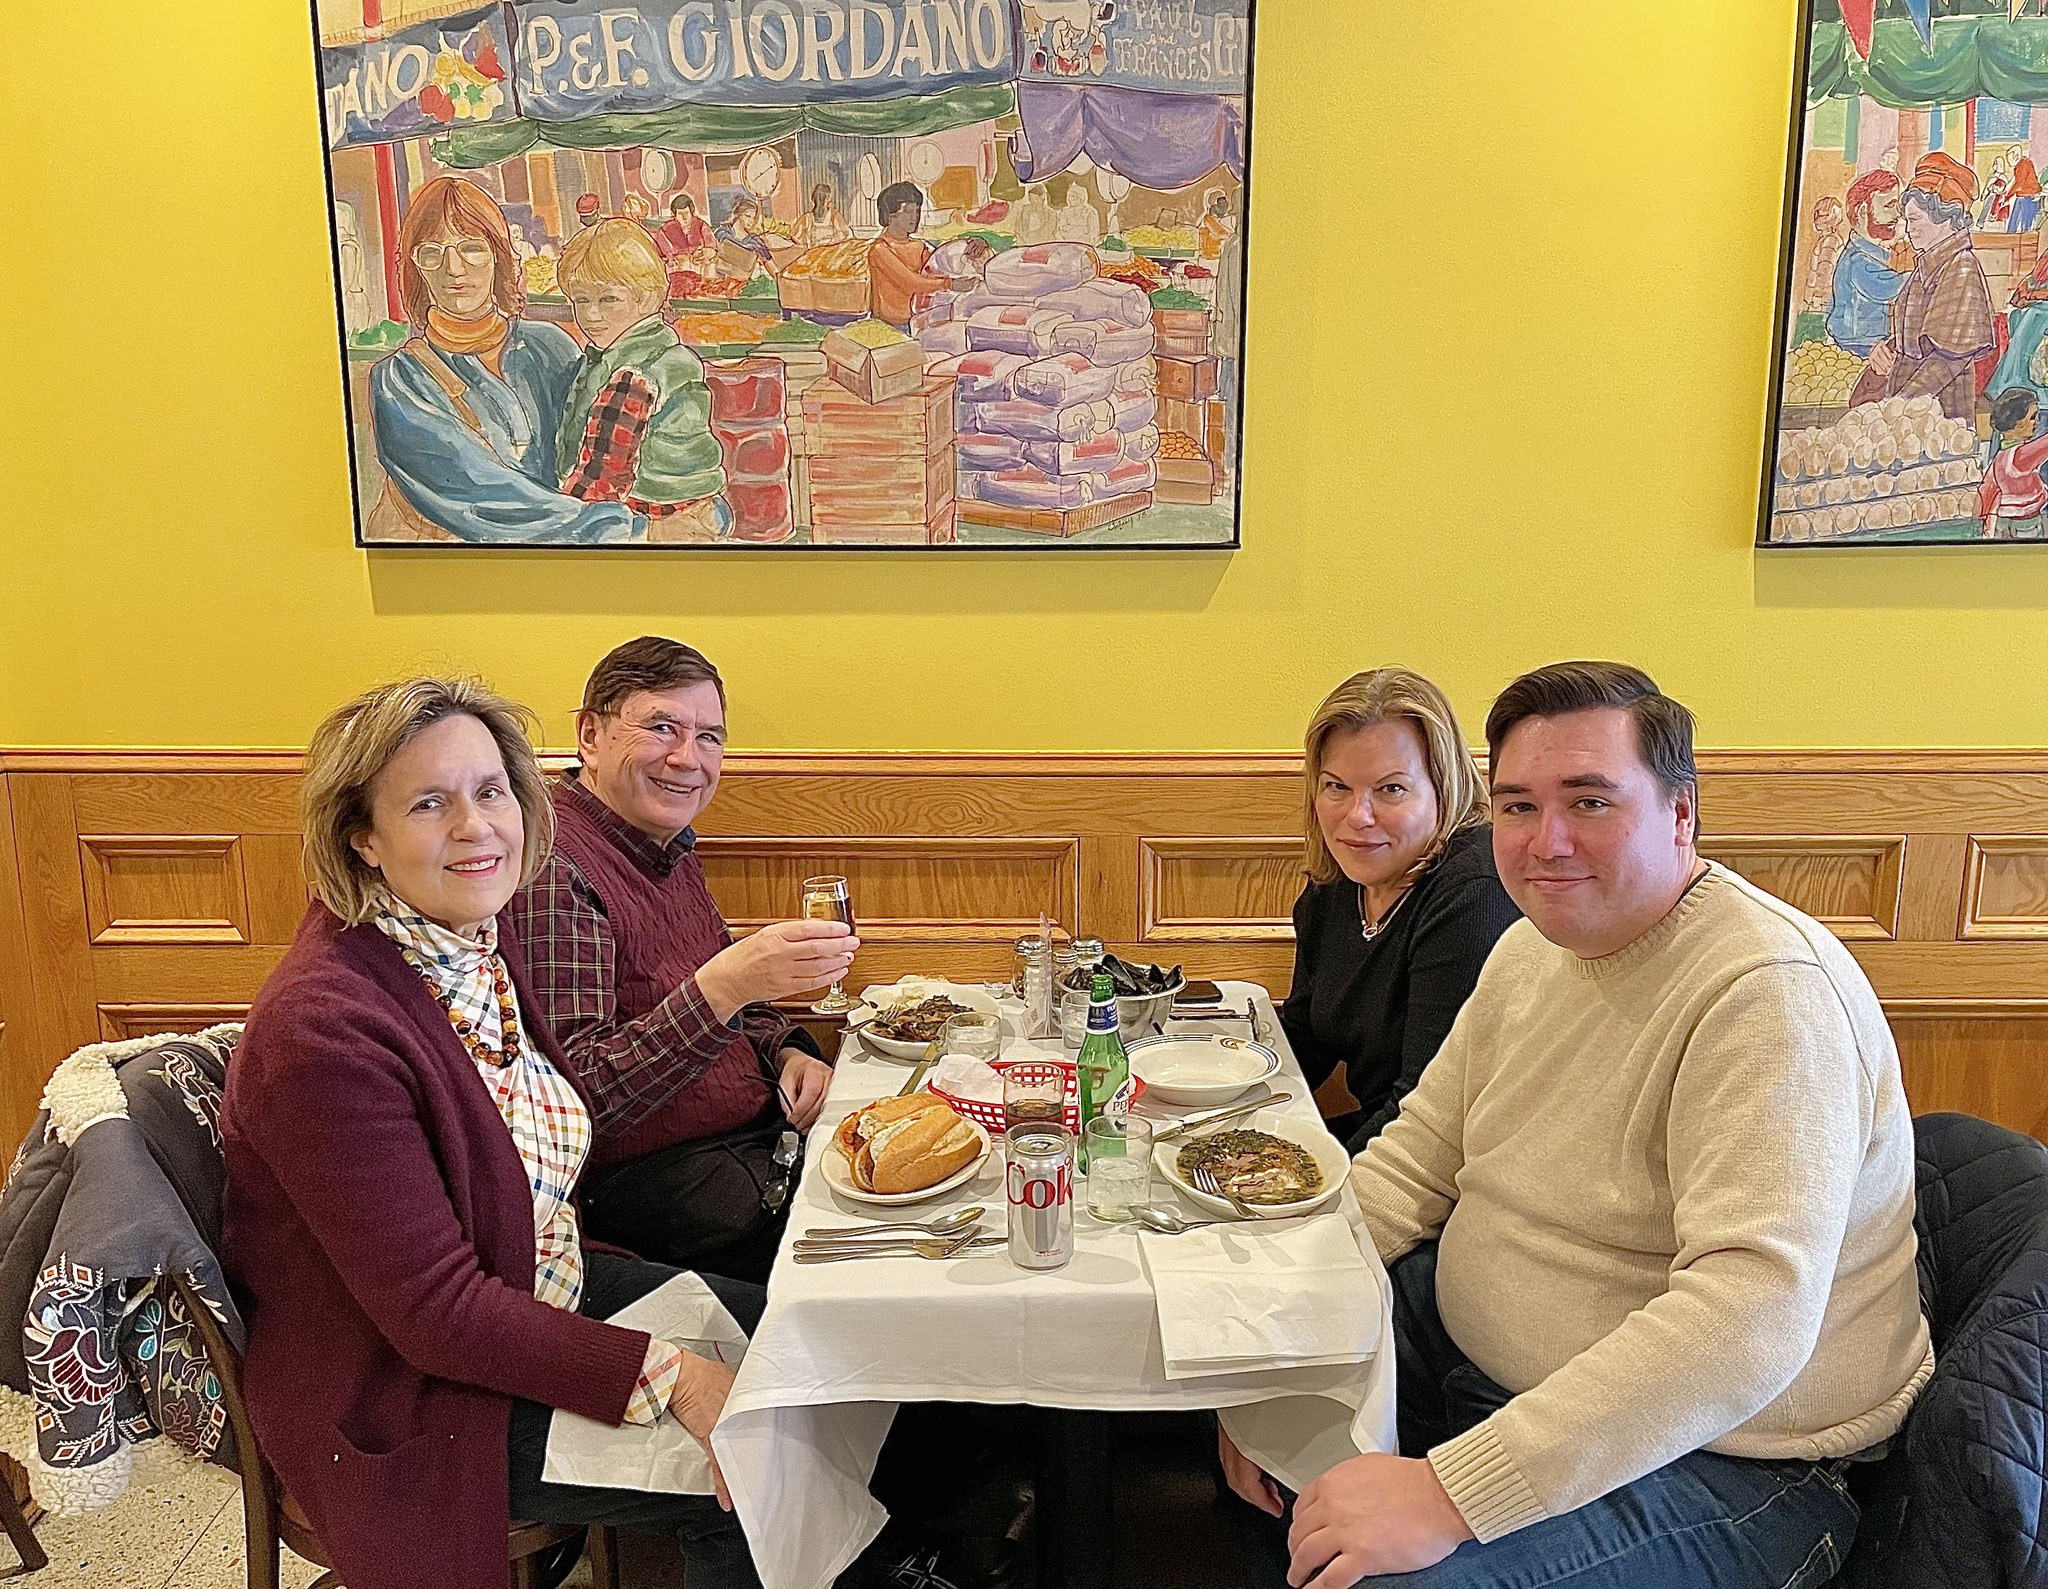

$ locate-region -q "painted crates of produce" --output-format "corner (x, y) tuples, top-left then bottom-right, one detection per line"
(957, 489), (1154, 538)
(1151, 307), (1211, 359)
(810, 499), (958, 545)
(810, 447), (956, 527)
(1155, 455), (1215, 505)
(1156, 355), (1219, 402)
(803, 376), (957, 458)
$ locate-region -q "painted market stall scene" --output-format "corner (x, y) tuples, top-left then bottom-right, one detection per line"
(317, 0), (1253, 549)
(1764, 0), (2048, 545)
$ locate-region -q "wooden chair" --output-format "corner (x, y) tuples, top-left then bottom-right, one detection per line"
(171, 1276), (618, 1589)
(0, 1453), (47, 1575)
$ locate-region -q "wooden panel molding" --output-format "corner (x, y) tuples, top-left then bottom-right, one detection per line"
(697, 835), (1079, 942)
(3, 746), (2047, 1147)
(1140, 837), (1302, 942)
(1698, 835), (1904, 941)
(79, 835), (249, 946)
(96, 1004), (253, 1042)
(1959, 836), (2048, 941)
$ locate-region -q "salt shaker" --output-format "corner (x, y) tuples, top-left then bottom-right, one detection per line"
(1015, 935), (1054, 1042)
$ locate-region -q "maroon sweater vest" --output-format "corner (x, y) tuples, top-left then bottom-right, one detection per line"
(551, 791), (771, 1164)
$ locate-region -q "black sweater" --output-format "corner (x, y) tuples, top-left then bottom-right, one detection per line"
(1279, 824), (1521, 1153)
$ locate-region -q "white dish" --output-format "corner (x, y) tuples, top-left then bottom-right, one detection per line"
(819, 1117), (994, 1205)
(1153, 1121), (1347, 1219)
(852, 981), (1004, 1061)
(1126, 1034), (1281, 1106)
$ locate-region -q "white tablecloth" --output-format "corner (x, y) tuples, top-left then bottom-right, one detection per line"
(713, 983), (1396, 1589)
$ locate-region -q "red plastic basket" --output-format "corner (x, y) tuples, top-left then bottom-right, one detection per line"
(930, 1058), (1145, 1134)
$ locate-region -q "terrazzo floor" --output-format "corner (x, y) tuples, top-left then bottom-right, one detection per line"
(2, 1461), (686, 1588)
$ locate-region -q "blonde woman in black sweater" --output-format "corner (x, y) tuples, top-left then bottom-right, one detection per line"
(1279, 668), (1522, 1154)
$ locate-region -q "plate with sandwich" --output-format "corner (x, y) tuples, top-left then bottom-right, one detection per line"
(824, 1092), (994, 1205)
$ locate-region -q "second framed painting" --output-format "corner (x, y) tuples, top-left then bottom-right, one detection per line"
(313, 0), (1255, 551)
(1762, 0), (2048, 549)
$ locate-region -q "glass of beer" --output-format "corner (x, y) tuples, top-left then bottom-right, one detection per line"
(799, 874), (858, 1015)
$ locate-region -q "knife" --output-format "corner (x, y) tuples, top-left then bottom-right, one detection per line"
(1153, 1088), (1286, 1142)
(893, 1031), (948, 1097)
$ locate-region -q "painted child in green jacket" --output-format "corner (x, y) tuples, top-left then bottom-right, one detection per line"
(557, 219), (729, 541)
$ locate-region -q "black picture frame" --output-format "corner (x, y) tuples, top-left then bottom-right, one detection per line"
(1759, 0), (2048, 550)
(309, 0), (1257, 554)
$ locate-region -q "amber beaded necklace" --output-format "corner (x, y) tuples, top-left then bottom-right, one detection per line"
(401, 945), (522, 1070)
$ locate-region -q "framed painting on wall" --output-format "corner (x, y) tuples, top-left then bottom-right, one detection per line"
(311, 0), (1256, 551)
(1761, 0), (2048, 549)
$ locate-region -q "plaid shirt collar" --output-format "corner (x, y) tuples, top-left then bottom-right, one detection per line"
(559, 770), (696, 878)
(371, 894), (509, 1055)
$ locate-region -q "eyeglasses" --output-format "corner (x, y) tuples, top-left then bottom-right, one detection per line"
(411, 239), (495, 272)
(761, 1129), (802, 1214)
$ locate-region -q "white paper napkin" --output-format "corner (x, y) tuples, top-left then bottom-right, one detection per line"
(543, 1274), (750, 1494)
(1139, 1213), (1379, 1381)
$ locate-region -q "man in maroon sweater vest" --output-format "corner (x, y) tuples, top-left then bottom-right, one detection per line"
(507, 637), (857, 1283)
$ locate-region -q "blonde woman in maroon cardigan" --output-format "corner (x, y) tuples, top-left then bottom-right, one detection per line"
(221, 677), (767, 1589)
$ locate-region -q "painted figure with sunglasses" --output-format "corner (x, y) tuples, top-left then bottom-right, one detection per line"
(506, 637), (854, 1284)
(365, 175), (638, 544)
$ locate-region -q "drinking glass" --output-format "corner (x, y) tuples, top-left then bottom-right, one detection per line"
(798, 874), (858, 1016)
(941, 1011), (1004, 1066)
(1002, 1062), (1067, 1135)
(1084, 1113), (1153, 1223)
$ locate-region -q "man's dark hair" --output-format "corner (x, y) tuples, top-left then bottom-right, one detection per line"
(670, 193), (694, 215)
(580, 636), (725, 720)
(1485, 661), (1698, 833)
(1992, 386), (2040, 436)
(877, 181), (924, 225)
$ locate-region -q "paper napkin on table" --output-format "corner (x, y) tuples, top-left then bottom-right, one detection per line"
(1139, 1214), (1379, 1381)
(543, 1274), (749, 1494)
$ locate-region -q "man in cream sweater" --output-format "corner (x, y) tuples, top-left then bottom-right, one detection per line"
(1223, 661), (1933, 1588)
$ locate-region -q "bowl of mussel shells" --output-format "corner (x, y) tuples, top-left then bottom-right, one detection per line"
(1094, 953), (1186, 1041)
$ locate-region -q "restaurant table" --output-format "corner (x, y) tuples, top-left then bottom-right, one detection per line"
(713, 982), (1396, 1589)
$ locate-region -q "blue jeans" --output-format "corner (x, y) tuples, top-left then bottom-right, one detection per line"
(1234, 1244), (1859, 1588)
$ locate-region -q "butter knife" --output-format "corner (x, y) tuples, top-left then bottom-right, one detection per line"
(1153, 1088), (1284, 1143)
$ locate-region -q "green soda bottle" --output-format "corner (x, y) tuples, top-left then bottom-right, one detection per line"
(1075, 972), (1132, 1170)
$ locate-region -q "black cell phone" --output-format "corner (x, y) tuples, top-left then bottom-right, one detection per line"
(1177, 979), (1224, 1004)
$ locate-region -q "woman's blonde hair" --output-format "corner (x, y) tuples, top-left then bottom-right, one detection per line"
(301, 676), (555, 925)
(558, 218), (667, 297)
(1301, 667), (1488, 888)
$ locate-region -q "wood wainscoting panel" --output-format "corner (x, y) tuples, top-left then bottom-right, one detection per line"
(0, 776), (38, 1134)
(1139, 837), (1303, 943)
(1889, 1004), (2048, 1141)
(78, 835), (249, 945)
(2, 748), (2047, 1150)
(96, 1004), (253, 1042)
(1698, 836), (1903, 941)
(698, 836), (1079, 943)
(1959, 836), (2048, 941)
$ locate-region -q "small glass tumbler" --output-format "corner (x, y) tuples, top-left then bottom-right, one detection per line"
(1084, 1113), (1154, 1223)
(942, 1011), (1004, 1066)
(1003, 1062), (1067, 1135)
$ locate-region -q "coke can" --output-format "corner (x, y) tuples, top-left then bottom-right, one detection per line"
(1005, 1123), (1075, 1270)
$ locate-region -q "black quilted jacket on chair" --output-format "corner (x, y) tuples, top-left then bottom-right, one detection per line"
(1840, 1111), (2048, 1589)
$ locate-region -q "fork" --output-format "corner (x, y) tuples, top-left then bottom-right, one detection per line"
(790, 1235), (1004, 1264)
(1191, 1162), (1279, 1220)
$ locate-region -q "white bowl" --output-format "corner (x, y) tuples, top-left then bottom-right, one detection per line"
(1153, 1121), (1348, 1219)
(852, 982), (1004, 1061)
(1126, 1034), (1280, 1106)
(818, 1118), (994, 1205)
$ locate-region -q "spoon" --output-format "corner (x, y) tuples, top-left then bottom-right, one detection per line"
(1131, 1204), (1234, 1235)
(803, 1206), (986, 1239)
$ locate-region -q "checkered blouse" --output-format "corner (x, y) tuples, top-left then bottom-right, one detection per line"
(372, 898), (681, 1422)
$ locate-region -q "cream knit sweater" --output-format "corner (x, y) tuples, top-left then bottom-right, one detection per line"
(1350, 863), (1934, 1542)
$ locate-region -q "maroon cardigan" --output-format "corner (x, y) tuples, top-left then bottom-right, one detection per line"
(221, 904), (651, 1589)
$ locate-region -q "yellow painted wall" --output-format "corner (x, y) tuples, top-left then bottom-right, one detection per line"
(5, 3), (2048, 752)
